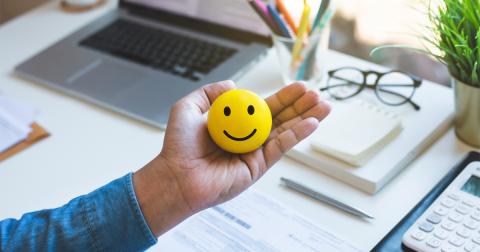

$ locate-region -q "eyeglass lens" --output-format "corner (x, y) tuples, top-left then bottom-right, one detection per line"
(327, 68), (364, 99)
(375, 71), (416, 105)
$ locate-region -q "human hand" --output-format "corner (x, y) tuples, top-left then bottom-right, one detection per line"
(133, 80), (330, 236)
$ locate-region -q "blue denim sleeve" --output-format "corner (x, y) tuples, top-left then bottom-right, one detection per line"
(0, 173), (157, 251)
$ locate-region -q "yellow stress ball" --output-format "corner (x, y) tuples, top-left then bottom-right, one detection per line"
(207, 89), (272, 154)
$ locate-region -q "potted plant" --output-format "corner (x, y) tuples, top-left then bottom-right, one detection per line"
(375, 0), (480, 147)
(428, 0), (480, 147)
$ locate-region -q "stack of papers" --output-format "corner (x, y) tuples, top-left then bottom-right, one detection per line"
(154, 189), (363, 252)
(0, 96), (38, 153)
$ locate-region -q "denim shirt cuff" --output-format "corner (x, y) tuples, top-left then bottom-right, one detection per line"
(124, 173), (158, 245)
(83, 173), (157, 251)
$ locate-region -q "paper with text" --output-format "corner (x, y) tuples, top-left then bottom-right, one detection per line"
(151, 190), (363, 252)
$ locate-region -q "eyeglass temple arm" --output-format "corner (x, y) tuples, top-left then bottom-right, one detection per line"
(375, 87), (421, 111)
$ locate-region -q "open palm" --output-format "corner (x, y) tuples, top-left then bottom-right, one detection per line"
(159, 80), (330, 213)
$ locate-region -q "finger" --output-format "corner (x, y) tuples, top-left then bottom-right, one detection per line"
(269, 102), (330, 139)
(265, 82), (307, 117)
(263, 117), (319, 167)
(175, 80), (236, 114)
(272, 90), (321, 126)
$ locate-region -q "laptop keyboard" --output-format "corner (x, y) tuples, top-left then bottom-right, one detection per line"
(79, 19), (238, 81)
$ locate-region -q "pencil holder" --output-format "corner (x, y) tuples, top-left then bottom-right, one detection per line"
(272, 26), (329, 88)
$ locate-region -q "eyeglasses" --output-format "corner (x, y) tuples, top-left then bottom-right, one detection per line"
(320, 67), (423, 110)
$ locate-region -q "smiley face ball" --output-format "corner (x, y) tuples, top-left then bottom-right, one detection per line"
(207, 89), (272, 154)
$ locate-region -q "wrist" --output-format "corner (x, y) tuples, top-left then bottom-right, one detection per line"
(132, 156), (192, 236)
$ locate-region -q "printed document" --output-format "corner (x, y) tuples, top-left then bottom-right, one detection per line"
(151, 189), (363, 252)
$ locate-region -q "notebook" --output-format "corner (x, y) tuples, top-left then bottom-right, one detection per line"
(310, 100), (403, 166)
(286, 78), (453, 194)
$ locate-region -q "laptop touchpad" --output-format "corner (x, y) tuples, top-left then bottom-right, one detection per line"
(67, 60), (143, 100)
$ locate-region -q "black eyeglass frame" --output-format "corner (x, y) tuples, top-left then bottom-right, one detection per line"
(320, 67), (423, 110)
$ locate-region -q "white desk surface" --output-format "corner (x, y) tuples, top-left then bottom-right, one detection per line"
(0, 1), (477, 250)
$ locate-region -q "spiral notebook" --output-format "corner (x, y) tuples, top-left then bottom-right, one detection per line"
(310, 100), (403, 166)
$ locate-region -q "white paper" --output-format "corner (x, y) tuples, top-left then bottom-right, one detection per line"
(310, 100), (402, 166)
(151, 190), (364, 252)
(0, 96), (37, 153)
(0, 96), (37, 126)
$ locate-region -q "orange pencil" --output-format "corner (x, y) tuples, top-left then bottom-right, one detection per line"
(275, 0), (298, 35)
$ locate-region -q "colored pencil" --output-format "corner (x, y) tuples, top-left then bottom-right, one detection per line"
(291, 0), (311, 65)
(311, 0), (330, 35)
(248, 0), (280, 35)
(267, 4), (293, 38)
(275, 0), (298, 35)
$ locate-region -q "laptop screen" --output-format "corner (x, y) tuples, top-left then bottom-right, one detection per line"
(123, 0), (270, 37)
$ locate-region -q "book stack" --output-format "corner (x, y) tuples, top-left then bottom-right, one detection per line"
(286, 80), (454, 194)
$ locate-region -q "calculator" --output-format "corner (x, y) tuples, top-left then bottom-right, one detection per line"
(403, 161), (480, 252)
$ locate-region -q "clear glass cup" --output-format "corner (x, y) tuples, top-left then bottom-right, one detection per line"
(272, 26), (330, 88)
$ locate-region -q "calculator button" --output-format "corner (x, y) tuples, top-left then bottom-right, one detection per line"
(457, 227), (472, 238)
(435, 229), (450, 240)
(449, 236), (465, 247)
(436, 206), (451, 216)
(465, 219), (479, 230)
(449, 213), (464, 223)
(442, 198), (457, 208)
(472, 235), (480, 244)
(419, 222), (435, 232)
(463, 199), (476, 207)
(442, 221), (457, 231)
(427, 237), (442, 248)
(441, 244), (457, 252)
(428, 213), (442, 224)
(472, 211), (480, 221)
(449, 194), (461, 201)
(411, 230), (427, 241)
(442, 244), (458, 252)
(465, 242), (477, 252)
(457, 205), (472, 215)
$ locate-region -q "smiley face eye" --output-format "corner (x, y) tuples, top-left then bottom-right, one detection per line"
(247, 105), (255, 115)
(224, 106), (231, 116)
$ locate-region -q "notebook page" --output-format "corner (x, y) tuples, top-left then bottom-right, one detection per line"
(311, 100), (402, 166)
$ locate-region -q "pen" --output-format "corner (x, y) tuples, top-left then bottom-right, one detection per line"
(280, 177), (374, 219)
(290, 0), (310, 67)
(275, 0), (298, 35)
(267, 4), (293, 38)
(248, 0), (281, 35)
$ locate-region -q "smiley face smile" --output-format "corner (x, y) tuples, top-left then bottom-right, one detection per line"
(223, 129), (257, 141)
(207, 89), (272, 153)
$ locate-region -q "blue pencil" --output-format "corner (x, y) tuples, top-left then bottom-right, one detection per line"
(248, 0), (280, 35)
(266, 4), (293, 38)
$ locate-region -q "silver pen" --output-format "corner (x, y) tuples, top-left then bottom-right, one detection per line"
(280, 177), (374, 219)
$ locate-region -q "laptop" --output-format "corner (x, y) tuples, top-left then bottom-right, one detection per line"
(15, 0), (271, 128)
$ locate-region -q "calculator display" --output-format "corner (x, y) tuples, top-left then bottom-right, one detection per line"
(461, 175), (480, 197)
